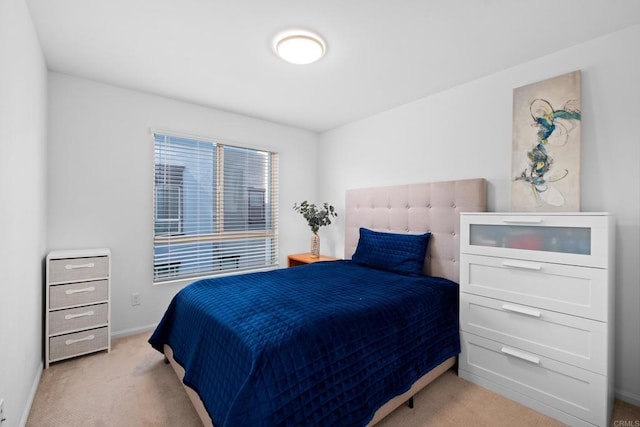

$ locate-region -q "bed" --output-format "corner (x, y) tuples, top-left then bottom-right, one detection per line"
(149, 178), (487, 426)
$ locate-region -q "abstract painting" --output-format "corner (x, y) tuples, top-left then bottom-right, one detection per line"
(510, 70), (582, 212)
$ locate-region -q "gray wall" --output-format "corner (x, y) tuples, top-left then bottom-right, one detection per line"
(6, 2), (639, 420)
(319, 25), (640, 405)
(0, 0), (48, 425)
(46, 73), (320, 336)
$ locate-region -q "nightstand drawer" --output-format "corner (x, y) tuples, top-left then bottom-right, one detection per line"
(460, 332), (607, 426)
(49, 327), (109, 362)
(460, 293), (606, 373)
(49, 256), (109, 283)
(49, 303), (108, 335)
(460, 253), (608, 320)
(49, 280), (109, 309)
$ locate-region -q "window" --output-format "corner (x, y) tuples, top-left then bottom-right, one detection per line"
(154, 164), (184, 235)
(248, 187), (266, 226)
(153, 132), (278, 283)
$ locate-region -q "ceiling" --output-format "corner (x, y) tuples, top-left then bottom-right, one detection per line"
(26, 0), (640, 133)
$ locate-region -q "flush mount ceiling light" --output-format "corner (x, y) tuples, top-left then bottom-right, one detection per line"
(274, 30), (326, 65)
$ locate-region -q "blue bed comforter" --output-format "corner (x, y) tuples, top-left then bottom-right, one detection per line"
(149, 260), (460, 426)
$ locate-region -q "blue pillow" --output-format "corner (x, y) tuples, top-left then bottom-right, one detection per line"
(351, 228), (431, 276)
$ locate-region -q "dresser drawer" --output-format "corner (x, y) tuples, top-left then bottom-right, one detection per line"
(460, 213), (612, 268)
(459, 332), (607, 426)
(460, 253), (608, 320)
(49, 327), (109, 362)
(460, 293), (606, 373)
(49, 256), (109, 283)
(49, 303), (108, 335)
(49, 280), (108, 309)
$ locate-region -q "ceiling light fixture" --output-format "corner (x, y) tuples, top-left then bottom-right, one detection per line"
(274, 30), (326, 65)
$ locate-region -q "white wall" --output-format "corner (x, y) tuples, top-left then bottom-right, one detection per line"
(0, 0), (48, 425)
(319, 25), (640, 404)
(47, 73), (319, 336)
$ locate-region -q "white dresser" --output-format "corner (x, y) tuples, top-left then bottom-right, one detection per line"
(458, 213), (614, 427)
(45, 248), (111, 368)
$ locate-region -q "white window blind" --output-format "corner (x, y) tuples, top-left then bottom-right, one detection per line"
(153, 132), (279, 283)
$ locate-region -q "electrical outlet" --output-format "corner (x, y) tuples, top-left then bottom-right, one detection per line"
(0, 397), (6, 423)
(131, 292), (141, 306)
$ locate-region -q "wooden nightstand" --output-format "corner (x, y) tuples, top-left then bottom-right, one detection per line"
(287, 253), (337, 267)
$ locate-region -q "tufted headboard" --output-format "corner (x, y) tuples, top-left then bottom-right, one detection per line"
(344, 178), (487, 284)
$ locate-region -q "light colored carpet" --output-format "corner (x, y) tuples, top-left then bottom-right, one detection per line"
(27, 332), (640, 426)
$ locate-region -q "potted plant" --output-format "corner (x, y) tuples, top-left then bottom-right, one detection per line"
(293, 201), (337, 257)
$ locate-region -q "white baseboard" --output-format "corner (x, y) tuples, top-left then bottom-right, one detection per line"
(110, 324), (157, 339)
(616, 388), (640, 407)
(19, 361), (43, 427)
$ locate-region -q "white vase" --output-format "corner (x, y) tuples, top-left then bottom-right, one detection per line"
(310, 232), (320, 257)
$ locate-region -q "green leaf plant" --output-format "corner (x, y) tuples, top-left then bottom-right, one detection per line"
(293, 201), (337, 233)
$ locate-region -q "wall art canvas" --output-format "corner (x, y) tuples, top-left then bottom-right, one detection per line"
(510, 70), (582, 212)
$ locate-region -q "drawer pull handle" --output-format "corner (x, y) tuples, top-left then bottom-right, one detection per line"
(501, 347), (540, 365)
(502, 260), (542, 271)
(65, 286), (96, 295)
(502, 304), (541, 318)
(65, 334), (95, 345)
(64, 310), (95, 320)
(502, 218), (543, 224)
(65, 262), (95, 270)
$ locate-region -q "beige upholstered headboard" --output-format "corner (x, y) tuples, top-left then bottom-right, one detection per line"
(344, 178), (487, 283)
